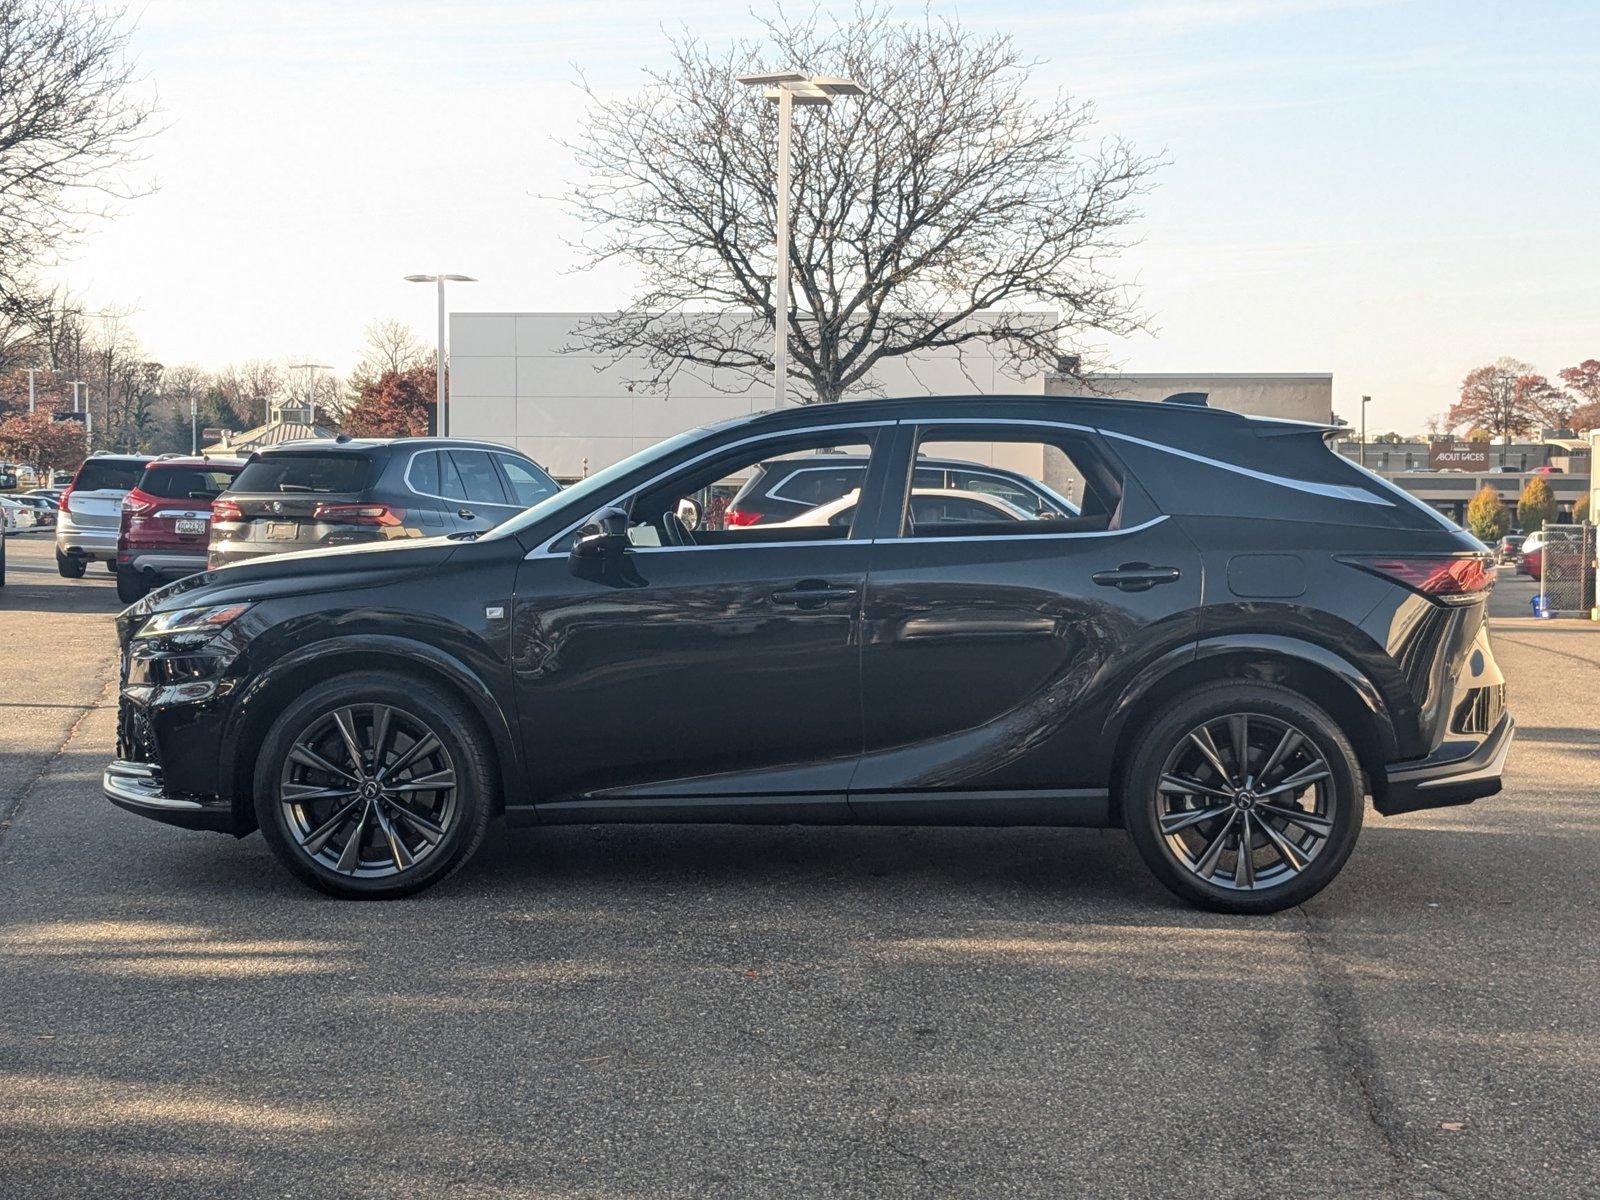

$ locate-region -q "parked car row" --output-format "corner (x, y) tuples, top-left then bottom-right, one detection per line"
(46, 438), (561, 601)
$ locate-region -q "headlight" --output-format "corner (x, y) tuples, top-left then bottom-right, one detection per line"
(134, 603), (252, 640)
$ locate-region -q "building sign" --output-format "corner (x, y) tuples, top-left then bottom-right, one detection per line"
(1429, 441), (1490, 471)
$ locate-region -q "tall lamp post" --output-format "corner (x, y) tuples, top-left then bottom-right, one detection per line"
(1360, 394), (1372, 469)
(404, 273), (476, 435)
(24, 366), (49, 414)
(289, 362), (332, 426)
(735, 70), (865, 408)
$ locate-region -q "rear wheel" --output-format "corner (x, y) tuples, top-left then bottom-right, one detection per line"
(56, 549), (85, 579)
(1122, 682), (1364, 914)
(254, 672), (497, 899)
(116, 570), (148, 604)
(104, 560), (118, 574)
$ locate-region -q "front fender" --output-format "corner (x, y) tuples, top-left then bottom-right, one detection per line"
(220, 633), (526, 810)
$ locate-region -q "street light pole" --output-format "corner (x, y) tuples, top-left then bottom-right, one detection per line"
(735, 71), (866, 408)
(24, 367), (47, 414)
(289, 362), (332, 424)
(404, 273), (477, 435)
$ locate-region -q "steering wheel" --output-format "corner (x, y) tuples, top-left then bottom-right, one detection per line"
(659, 510), (694, 547)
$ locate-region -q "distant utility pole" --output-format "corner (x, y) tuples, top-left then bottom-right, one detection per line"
(404, 273), (476, 435)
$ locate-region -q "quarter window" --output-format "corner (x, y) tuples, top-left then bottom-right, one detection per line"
(497, 455), (558, 506)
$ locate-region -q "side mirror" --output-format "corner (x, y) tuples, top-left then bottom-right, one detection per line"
(570, 505), (630, 561)
(675, 497), (701, 531)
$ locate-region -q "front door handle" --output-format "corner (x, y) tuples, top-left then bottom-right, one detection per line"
(771, 582), (859, 610)
(1091, 562), (1182, 592)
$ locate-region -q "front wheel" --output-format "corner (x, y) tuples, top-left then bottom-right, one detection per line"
(254, 672), (497, 898)
(1122, 682), (1364, 914)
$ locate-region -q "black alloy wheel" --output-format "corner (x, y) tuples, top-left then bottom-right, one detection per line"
(255, 672), (495, 898)
(1123, 682), (1364, 914)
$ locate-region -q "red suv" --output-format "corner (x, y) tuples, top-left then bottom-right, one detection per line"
(116, 456), (246, 602)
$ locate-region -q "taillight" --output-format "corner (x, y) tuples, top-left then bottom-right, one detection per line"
(212, 498), (244, 522)
(122, 489), (155, 516)
(724, 508), (763, 527)
(312, 502), (404, 527)
(1344, 554), (1496, 604)
(58, 485), (73, 511)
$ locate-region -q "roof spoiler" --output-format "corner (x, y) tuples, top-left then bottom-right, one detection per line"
(1162, 391), (1208, 407)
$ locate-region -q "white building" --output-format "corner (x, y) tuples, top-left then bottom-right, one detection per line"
(448, 311), (1334, 481)
(448, 312), (1049, 481)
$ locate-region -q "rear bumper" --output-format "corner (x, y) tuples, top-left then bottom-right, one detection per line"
(57, 523), (118, 560)
(103, 759), (246, 834)
(1378, 711), (1515, 816)
(121, 550), (207, 579)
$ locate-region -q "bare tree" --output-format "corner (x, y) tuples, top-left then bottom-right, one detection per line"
(0, 2), (158, 303)
(564, 7), (1159, 403)
(353, 319), (430, 383)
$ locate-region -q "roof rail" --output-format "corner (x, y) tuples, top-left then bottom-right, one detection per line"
(1162, 392), (1209, 407)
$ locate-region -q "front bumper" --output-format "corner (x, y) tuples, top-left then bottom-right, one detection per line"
(103, 759), (245, 833)
(1379, 711), (1515, 815)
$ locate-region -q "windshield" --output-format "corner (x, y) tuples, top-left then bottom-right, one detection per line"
(481, 426), (711, 543)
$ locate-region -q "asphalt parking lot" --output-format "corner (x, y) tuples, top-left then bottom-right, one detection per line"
(1, 530), (1595, 1199)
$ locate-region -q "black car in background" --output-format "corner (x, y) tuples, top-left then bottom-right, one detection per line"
(106, 395), (1511, 913)
(208, 437), (558, 568)
(724, 452), (1077, 525)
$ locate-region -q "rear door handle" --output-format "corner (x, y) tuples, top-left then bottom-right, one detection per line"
(771, 582), (859, 609)
(458, 508), (476, 520)
(1091, 562), (1182, 592)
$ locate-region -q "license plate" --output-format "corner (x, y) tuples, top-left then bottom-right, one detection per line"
(266, 521), (299, 541)
(174, 518), (208, 535)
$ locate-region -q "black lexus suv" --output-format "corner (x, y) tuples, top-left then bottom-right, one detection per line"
(105, 394), (1513, 913)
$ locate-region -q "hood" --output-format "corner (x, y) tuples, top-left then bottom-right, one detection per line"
(119, 536), (468, 634)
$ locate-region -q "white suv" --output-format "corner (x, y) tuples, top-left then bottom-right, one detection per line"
(56, 453), (150, 578)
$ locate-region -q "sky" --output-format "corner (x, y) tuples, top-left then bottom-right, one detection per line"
(59, 0), (1600, 433)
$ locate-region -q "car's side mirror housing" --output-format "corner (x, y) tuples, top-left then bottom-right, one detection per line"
(570, 506), (630, 562)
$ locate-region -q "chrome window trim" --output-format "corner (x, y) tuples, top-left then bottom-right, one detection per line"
(527, 421), (895, 558)
(625, 538), (875, 554)
(1098, 429), (1394, 508)
(403, 446), (549, 509)
(885, 514), (1169, 544)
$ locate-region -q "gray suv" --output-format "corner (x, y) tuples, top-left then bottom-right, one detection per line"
(209, 437), (558, 568)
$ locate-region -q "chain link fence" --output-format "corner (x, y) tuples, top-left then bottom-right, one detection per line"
(1537, 523), (1596, 617)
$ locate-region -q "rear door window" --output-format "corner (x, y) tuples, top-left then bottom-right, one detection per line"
(448, 450), (509, 505)
(73, 460), (146, 492)
(232, 454), (374, 494)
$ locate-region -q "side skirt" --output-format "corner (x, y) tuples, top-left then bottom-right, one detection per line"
(509, 788), (1112, 829)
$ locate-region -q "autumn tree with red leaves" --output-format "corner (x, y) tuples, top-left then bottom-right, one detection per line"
(1559, 359), (1600, 433)
(1449, 359), (1541, 463)
(0, 410), (86, 473)
(338, 364), (436, 438)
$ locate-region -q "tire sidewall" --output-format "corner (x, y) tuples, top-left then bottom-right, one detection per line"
(253, 672), (493, 899)
(1122, 682), (1364, 914)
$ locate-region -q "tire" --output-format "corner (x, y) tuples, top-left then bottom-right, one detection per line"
(105, 559), (118, 574)
(254, 671), (497, 899)
(116, 569), (149, 604)
(56, 549), (86, 579)
(1122, 682), (1364, 915)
